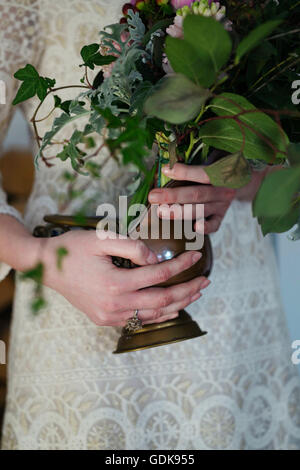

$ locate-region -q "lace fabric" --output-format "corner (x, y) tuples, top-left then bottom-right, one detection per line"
(0, 0), (300, 450)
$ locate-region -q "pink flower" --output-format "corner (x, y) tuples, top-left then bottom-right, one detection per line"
(166, 15), (184, 38)
(171, 0), (194, 9)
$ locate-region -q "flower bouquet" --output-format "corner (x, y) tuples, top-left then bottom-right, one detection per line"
(13, 0), (300, 352)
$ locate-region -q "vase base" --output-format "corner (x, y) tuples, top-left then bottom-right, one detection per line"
(113, 310), (207, 354)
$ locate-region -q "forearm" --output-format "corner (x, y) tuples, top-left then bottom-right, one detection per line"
(0, 214), (41, 272)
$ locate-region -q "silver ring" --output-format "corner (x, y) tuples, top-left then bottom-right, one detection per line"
(125, 309), (143, 333)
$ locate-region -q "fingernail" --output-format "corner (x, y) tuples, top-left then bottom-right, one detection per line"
(147, 250), (158, 264)
(148, 191), (160, 203)
(201, 279), (211, 289)
(191, 293), (201, 302)
(192, 252), (202, 264)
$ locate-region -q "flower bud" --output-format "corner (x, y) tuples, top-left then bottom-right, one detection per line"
(135, 0), (149, 10)
(122, 3), (138, 15)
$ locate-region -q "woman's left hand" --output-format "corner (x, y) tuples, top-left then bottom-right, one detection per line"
(148, 163), (236, 234)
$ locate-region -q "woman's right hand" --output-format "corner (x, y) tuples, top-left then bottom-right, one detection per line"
(41, 230), (210, 327)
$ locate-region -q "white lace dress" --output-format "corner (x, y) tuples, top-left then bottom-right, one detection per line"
(0, 0), (300, 450)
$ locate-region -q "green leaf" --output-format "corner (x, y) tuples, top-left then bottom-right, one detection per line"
(167, 15), (232, 87)
(127, 162), (157, 231)
(184, 15), (232, 71)
(144, 74), (211, 124)
(93, 106), (122, 128)
(36, 77), (49, 101)
(258, 205), (300, 236)
(80, 43), (116, 70)
(12, 80), (37, 105)
(253, 166), (300, 218)
(85, 161), (101, 178)
(205, 152), (251, 189)
(56, 129), (88, 174)
(92, 70), (104, 89)
(13, 64), (55, 105)
(14, 64), (39, 80)
(35, 104), (89, 165)
(209, 93), (288, 161)
(288, 143), (300, 167)
(199, 119), (280, 162)
(106, 116), (150, 173)
(165, 37), (215, 87)
(235, 20), (282, 64)
(81, 43), (99, 61)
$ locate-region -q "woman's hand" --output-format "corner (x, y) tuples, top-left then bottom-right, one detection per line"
(148, 163), (236, 234)
(41, 230), (210, 327)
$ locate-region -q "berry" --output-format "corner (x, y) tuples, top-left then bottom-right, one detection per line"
(122, 3), (138, 16)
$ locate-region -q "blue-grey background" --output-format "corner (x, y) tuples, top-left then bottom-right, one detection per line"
(2, 111), (300, 374)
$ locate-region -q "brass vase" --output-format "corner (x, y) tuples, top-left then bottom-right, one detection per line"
(35, 180), (213, 354)
(114, 179), (213, 353)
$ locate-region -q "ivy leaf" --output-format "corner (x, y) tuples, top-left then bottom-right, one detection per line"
(80, 43), (116, 70)
(93, 106), (122, 128)
(144, 74), (211, 124)
(14, 64), (39, 81)
(35, 103), (89, 165)
(92, 70), (105, 89)
(56, 130), (88, 174)
(205, 152), (251, 189)
(53, 95), (73, 115)
(13, 64), (55, 105)
(106, 116), (149, 173)
(12, 80), (37, 105)
(85, 161), (101, 178)
(253, 166), (300, 218)
(235, 19), (282, 64)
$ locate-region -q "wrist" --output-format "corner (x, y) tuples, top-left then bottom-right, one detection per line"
(14, 234), (44, 272)
(0, 214), (44, 272)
